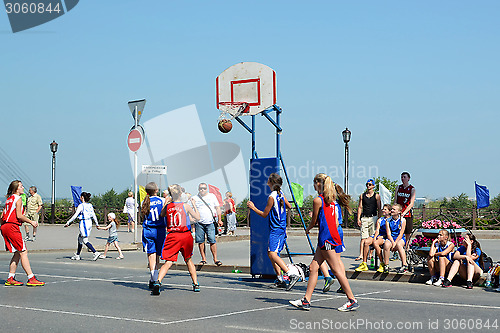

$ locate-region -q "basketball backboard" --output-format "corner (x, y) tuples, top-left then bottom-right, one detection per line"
(216, 62), (277, 116)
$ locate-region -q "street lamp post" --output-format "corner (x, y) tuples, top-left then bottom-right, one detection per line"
(50, 140), (58, 224)
(342, 128), (351, 221)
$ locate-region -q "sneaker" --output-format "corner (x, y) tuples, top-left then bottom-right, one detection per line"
(99, 254), (107, 259)
(32, 236), (36, 241)
(323, 277), (334, 293)
(285, 274), (300, 291)
(116, 255), (124, 260)
(93, 252), (101, 261)
(192, 283), (200, 292)
(70, 254), (81, 260)
(466, 281), (473, 289)
(426, 276), (437, 285)
(494, 286), (500, 292)
(5, 276), (23, 286)
(338, 299), (359, 312)
(149, 280), (154, 290)
(441, 279), (452, 288)
(390, 252), (399, 261)
(25, 235), (30, 241)
(377, 263), (386, 273)
(355, 262), (368, 272)
(274, 279), (286, 288)
(26, 276), (45, 286)
(433, 279), (443, 287)
(152, 281), (161, 295)
(383, 264), (390, 273)
(336, 286), (345, 294)
(289, 298), (310, 311)
(397, 265), (408, 274)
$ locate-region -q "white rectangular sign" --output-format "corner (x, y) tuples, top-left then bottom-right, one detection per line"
(142, 165), (167, 175)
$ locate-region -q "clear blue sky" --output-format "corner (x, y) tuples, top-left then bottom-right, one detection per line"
(1, 0), (499, 200)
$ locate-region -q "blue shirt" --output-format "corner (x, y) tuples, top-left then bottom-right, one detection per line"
(142, 196), (165, 228)
(269, 191), (287, 231)
(457, 245), (482, 268)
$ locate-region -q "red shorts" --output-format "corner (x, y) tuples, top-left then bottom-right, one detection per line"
(161, 231), (194, 262)
(1, 222), (26, 253)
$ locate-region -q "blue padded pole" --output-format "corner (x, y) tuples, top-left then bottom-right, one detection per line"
(281, 153), (315, 254)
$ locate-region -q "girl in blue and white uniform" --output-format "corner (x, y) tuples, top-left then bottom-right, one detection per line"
(383, 204), (408, 273)
(442, 233), (483, 289)
(140, 182), (167, 290)
(290, 174), (358, 312)
(247, 173), (299, 290)
(425, 229), (454, 286)
(64, 192), (101, 261)
(355, 204), (391, 272)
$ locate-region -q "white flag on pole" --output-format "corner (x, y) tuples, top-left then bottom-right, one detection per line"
(379, 183), (392, 207)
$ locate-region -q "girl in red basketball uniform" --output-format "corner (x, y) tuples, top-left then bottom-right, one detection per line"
(151, 184), (200, 295)
(0, 180), (44, 286)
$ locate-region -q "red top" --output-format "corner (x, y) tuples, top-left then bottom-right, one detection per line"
(396, 184), (414, 217)
(2, 194), (22, 225)
(166, 202), (191, 233)
(225, 198), (236, 214)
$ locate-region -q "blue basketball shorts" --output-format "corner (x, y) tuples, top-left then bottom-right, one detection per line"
(142, 226), (166, 255)
(268, 229), (286, 253)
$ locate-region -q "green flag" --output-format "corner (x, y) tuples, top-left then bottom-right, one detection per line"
(290, 182), (304, 207)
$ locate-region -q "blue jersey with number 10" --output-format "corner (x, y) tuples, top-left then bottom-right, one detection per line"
(143, 196), (165, 228)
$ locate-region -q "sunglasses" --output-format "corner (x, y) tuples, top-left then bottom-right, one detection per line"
(199, 187), (207, 190)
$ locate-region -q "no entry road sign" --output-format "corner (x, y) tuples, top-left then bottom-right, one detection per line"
(128, 127), (143, 152)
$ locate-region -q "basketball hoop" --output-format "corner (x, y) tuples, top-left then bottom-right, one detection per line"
(218, 102), (250, 121)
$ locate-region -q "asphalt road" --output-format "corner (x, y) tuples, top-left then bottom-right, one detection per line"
(1, 250), (499, 333)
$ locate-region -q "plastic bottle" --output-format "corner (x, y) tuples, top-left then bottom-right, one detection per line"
(370, 257), (375, 269)
(232, 269), (242, 273)
(485, 270), (492, 288)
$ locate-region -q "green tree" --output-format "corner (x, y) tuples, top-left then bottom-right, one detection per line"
(490, 193), (500, 211)
(441, 193), (474, 209)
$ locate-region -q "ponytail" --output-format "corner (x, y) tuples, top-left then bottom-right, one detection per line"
(322, 176), (337, 205)
(334, 184), (351, 209)
(141, 182), (158, 218)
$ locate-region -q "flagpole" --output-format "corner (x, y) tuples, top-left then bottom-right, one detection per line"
(134, 105), (138, 244)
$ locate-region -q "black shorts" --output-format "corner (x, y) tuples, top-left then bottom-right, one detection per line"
(404, 216), (413, 234)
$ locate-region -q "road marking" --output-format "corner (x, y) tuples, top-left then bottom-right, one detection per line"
(358, 296), (500, 310)
(0, 287), (387, 326)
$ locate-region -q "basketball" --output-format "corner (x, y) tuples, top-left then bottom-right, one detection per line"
(218, 119), (232, 133)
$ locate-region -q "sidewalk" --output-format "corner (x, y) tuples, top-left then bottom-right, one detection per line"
(22, 225), (500, 284)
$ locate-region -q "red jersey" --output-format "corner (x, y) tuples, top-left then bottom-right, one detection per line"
(166, 202), (191, 233)
(2, 194), (22, 225)
(396, 184), (414, 218)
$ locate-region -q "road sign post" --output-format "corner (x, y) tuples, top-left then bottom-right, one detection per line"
(128, 99), (146, 244)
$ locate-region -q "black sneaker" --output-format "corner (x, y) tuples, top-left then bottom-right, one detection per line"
(274, 279), (286, 288)
(152, 281), (161, 295)
(192, 283), (200, 292)
(466, 281), (473, 289)
(336, 286), (345, 294)
(441, 279), (452, 288)
(285, 275), (300, 291)
(149, 280), (154, 290)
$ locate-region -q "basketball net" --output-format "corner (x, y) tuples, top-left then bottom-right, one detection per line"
(218, 102), (249, 121)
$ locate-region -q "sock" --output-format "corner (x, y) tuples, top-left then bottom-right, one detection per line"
(26, 233), (29, 237)
(349, 298), (357, 303)
(439, 276), (444, 280)
(8, 273), (15, 279)
(85, 242), (96, 252)
(153, 270), (159, 281)
(27, 274), (34, 279)
(77, 243), (83, 255)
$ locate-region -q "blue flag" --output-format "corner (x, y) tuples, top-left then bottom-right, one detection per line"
(71, 186), (82, 207)
(475, 182), (489, 209)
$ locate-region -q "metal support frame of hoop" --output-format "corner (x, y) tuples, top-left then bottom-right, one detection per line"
(231, 104), (315, 261)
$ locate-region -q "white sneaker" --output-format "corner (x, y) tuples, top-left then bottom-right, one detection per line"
(71, 254), (81, 260)
(116, 255), (124, 260)
(93, 252), (101, 261)
(98, 254), (107, 259)
(433, 279), (443, 287)
(337, 299), (359, 312)
(426, 277), (436, 285)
